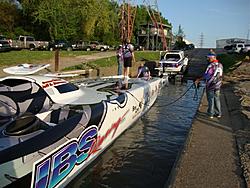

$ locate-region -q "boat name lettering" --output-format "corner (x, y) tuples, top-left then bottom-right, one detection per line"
(32, 125), (98, 188)
(89, 109), (130, 155)
(31, 110), (129, 188)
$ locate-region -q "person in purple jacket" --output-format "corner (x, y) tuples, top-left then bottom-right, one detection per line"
(196, 54), (223, 118)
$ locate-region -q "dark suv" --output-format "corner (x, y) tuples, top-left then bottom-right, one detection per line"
(0, 35), (11, 52)
(48, 40), (72, 51)
(0, 40), (11, 52)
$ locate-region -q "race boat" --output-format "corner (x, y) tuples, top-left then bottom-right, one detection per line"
(0, 75), (166, 188)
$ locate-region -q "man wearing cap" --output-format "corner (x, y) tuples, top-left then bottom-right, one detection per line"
(206, 49), (216, 65)
(196, 54), (223, 118)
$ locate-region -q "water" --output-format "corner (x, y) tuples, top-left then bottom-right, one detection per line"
(69, 81), (204, 188)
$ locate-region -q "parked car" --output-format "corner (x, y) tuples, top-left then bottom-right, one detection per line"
(185, 44), (195, 50)
(90, 41), (109, 51)
(48, 40), (72, 51)
(0, 40), (12, 52)
(231, 43), (245, 53)
(172, 43), (194, 51)
(241, 44), (250, 53)
(71, 41), (94, 51)
(11, 35), (49, 50)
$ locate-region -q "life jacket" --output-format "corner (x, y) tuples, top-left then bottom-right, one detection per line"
(138, 66), (150, 78)
(204, 61), (223, 91)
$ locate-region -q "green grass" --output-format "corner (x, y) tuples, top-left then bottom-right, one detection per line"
(63, 51), (161, 71)
(217, 52), (250, 73)
(0, 49), (161, 72)
(0, 50), (95, 67)
(134, 51), (160, 61)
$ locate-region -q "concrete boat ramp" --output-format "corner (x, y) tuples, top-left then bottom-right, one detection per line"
(167, 49), (248, 188)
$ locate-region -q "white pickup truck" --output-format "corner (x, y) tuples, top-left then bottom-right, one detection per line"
(10, 35), (49, 51)
(158, 50), (189, 76)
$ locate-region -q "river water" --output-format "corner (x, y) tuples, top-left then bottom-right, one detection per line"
(69, 81), (204, 188)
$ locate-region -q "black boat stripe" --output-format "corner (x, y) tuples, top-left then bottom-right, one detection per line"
(87, 102), (105, 129)
(50, 109), (61, 124)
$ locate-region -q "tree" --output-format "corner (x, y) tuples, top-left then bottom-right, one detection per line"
(20, 0), (119, 43)
(7, 0), (170, 45)
(0, 0), (20, 36)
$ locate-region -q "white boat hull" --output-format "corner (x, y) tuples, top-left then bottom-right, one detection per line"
(0, 76), (166, 188)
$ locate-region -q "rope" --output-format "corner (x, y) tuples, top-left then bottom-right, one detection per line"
(126, 82), (200, 108)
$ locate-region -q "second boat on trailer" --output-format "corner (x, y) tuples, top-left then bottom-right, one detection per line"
(0, 75), (167, 188)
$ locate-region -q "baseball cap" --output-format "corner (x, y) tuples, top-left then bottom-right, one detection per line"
(207, 54), (216, 58)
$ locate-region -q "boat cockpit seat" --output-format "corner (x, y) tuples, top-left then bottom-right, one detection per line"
(4, 112), (49, 136)
(0, 82), (53, 117)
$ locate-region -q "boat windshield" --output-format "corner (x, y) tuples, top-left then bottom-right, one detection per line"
(54, 83), (79, 94)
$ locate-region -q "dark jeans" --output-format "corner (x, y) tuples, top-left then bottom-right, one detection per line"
(206, 89), (221, 116)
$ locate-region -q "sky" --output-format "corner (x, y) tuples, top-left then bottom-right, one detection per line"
(138, 0), (250, 48)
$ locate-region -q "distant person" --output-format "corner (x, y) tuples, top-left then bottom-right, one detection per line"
(136, 63), (151, 80)
(123, 39), (135, 79)
(195, 54), (223, 118)
(116, 45), (123, 75)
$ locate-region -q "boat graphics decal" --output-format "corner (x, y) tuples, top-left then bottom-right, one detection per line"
(42, 79), (67, 89)
(31, 110), (129, 188)
(108, 93), (128, 108)
(31, 125), (97, 188)
(89, 109), (129, 155)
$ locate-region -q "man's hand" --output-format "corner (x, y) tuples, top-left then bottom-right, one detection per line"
(195, 77), (202, 86)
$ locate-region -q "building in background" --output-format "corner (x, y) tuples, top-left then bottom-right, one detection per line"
(137, 23), (172, 50)
(216, 38), (250, 48)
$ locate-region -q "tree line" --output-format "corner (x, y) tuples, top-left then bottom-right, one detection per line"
(0, 0), (171, 45)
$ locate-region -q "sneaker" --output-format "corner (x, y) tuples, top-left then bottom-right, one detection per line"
(214, 114), (221, 118)
(209, 116), (214, 119)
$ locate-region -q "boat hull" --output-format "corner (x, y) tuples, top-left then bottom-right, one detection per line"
(0, 77), (165, 188)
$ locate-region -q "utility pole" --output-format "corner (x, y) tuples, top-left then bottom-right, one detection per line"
(247, 25), (250, 42)
(199, 32), (204, 48)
